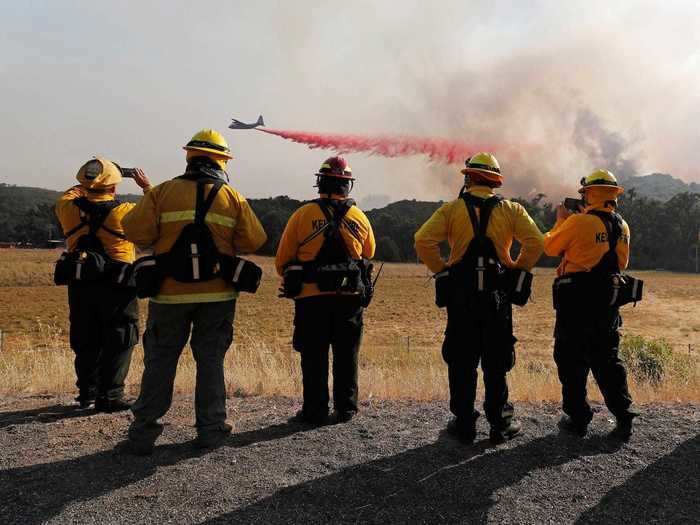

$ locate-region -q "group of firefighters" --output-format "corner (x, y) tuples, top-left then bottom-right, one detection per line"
(54, 128), (638, 455)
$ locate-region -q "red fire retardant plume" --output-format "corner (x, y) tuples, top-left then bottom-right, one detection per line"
(258, 128), (499, 166)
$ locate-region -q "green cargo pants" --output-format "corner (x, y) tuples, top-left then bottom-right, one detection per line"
(129, 300), (235, 445)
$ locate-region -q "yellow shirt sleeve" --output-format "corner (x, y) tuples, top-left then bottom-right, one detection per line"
(363, 220), (376, 259)
(232, 195), (267, 255)
(414, 203), (450, 274)
(510, 202), (544, 271)
(55, 186), (86, 232)
(122, 186), (160, 249)
(275, 209), (301, 276)
(543, 216), (573, 258)
(618, 220), (631, 271)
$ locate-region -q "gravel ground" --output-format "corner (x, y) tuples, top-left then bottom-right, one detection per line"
(0, 395), (698, 524)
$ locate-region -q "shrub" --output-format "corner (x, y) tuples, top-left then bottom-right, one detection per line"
(620, 335), (673, 385)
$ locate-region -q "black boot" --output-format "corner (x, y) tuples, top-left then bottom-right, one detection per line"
(332, 410), (356, 424)
(489, 420), (522, 444)
(558, 415), (588, 437)
(194, 423), (233, 449)
(75, 395), (96, 409)
(289, 409), (329, 426)
(446, 418), (477, 444)
(608, 412), (638, 442)
(95, 397), (131, 413)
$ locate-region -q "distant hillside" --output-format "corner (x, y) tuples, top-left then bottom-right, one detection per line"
(1, 183), (699, 271)
(621, 173), (700, 201)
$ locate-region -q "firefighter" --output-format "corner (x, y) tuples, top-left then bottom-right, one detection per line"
(55, 158), (151, 411)
(415, 153), (544, 444)
(122, 129), (267, 455)
(276, 157), (375, 425)
(544, 169), (637, 440)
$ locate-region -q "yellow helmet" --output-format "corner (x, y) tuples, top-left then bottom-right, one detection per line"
(183, 129), (233, 159)
(76, 157), (122, 190)
(579, 169), (624, 195)
(461, 152), (503, 187)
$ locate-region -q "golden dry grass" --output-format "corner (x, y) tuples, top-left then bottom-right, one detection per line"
(0, 249), (698, 403)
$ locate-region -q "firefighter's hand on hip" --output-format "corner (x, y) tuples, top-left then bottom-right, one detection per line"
(132, 169), (152, 192)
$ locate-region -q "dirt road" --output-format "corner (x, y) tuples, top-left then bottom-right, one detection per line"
(1, 395), (698, 524)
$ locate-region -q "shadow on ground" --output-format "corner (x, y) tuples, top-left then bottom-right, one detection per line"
(2, 402), (698, 524)
(1, 417), (312, 525)
(575, 434), (700, 524)
(0, 404), (90, 429)
(200, 432), (630, 524)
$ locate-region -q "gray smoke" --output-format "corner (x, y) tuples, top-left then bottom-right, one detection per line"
(572, 109), (639, 181)
(0, 1), (697, 202)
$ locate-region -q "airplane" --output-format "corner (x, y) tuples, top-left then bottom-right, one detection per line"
(228, 115), (265, 130)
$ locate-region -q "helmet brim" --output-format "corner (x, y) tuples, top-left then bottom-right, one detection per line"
(461, 166), (503, 181)
(579, 184), (624, 195)
(316, 172), (355, 180)
(183, 145), (233, 160)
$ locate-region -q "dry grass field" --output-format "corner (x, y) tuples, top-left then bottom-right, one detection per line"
(1, 249), (698, 403)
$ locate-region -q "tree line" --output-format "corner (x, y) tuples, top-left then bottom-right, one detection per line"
(1, 184), (698, 272)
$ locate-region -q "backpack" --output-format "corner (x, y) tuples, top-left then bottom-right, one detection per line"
(552, 210), (643, 310)
(159, 178), (225, 283)
(436, 194), (507, 310)
(133, 176), (263, 297)
(281, 199), (366, 297)
(54, 198), (127, 285)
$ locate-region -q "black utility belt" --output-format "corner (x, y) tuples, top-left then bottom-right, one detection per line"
(434, 265), (533, 308)
(54, 250), (134, 288)
(132, 253), (262, 299)
(281, 260), (363, 298)
(552, 272), (643, 310)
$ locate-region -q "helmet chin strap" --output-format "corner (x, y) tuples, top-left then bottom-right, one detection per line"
(460, 175), (472, 195)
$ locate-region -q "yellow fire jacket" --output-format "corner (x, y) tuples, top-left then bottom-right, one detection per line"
(275, 197), (376, 299)
(414, 186), (544, 273)
(122, 178), (267, 303)
(55, 186), (137, 264)
(544, 204), (630, 276)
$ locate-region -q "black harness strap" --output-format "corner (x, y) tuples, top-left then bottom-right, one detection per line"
(64, 221), (87, 238)
(342, 218), (364, 244)
(298, 199), (355, 248)
(316, 199), (354, 256)
(588, 210), (623, 273)
(65, 199), (123, 240)
(589, 210), (622, 251)
(194, 179), (224, 225)
(100, 225), (127, 240)
(461, 193), (502, 238)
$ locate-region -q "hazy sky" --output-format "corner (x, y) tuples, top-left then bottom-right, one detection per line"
(1, 1), (698, 205)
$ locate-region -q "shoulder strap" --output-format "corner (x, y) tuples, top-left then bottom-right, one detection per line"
(461, 194), (503, 237)
(64, 221), (87, 238)
(194, 179), (224, 225)
(587, 210), (622, 273)
(298, 199), (354, 248)
(70, 199), (125, 240)
(588, 210), (622, 252)
(315, 199), (355, 257)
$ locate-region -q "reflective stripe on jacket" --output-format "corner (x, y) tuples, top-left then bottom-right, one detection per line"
(55, 186), (137, 264)
(275, 198), (375, 299)
(414, 186), (544, 274)
(122, 177), (267, 303)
